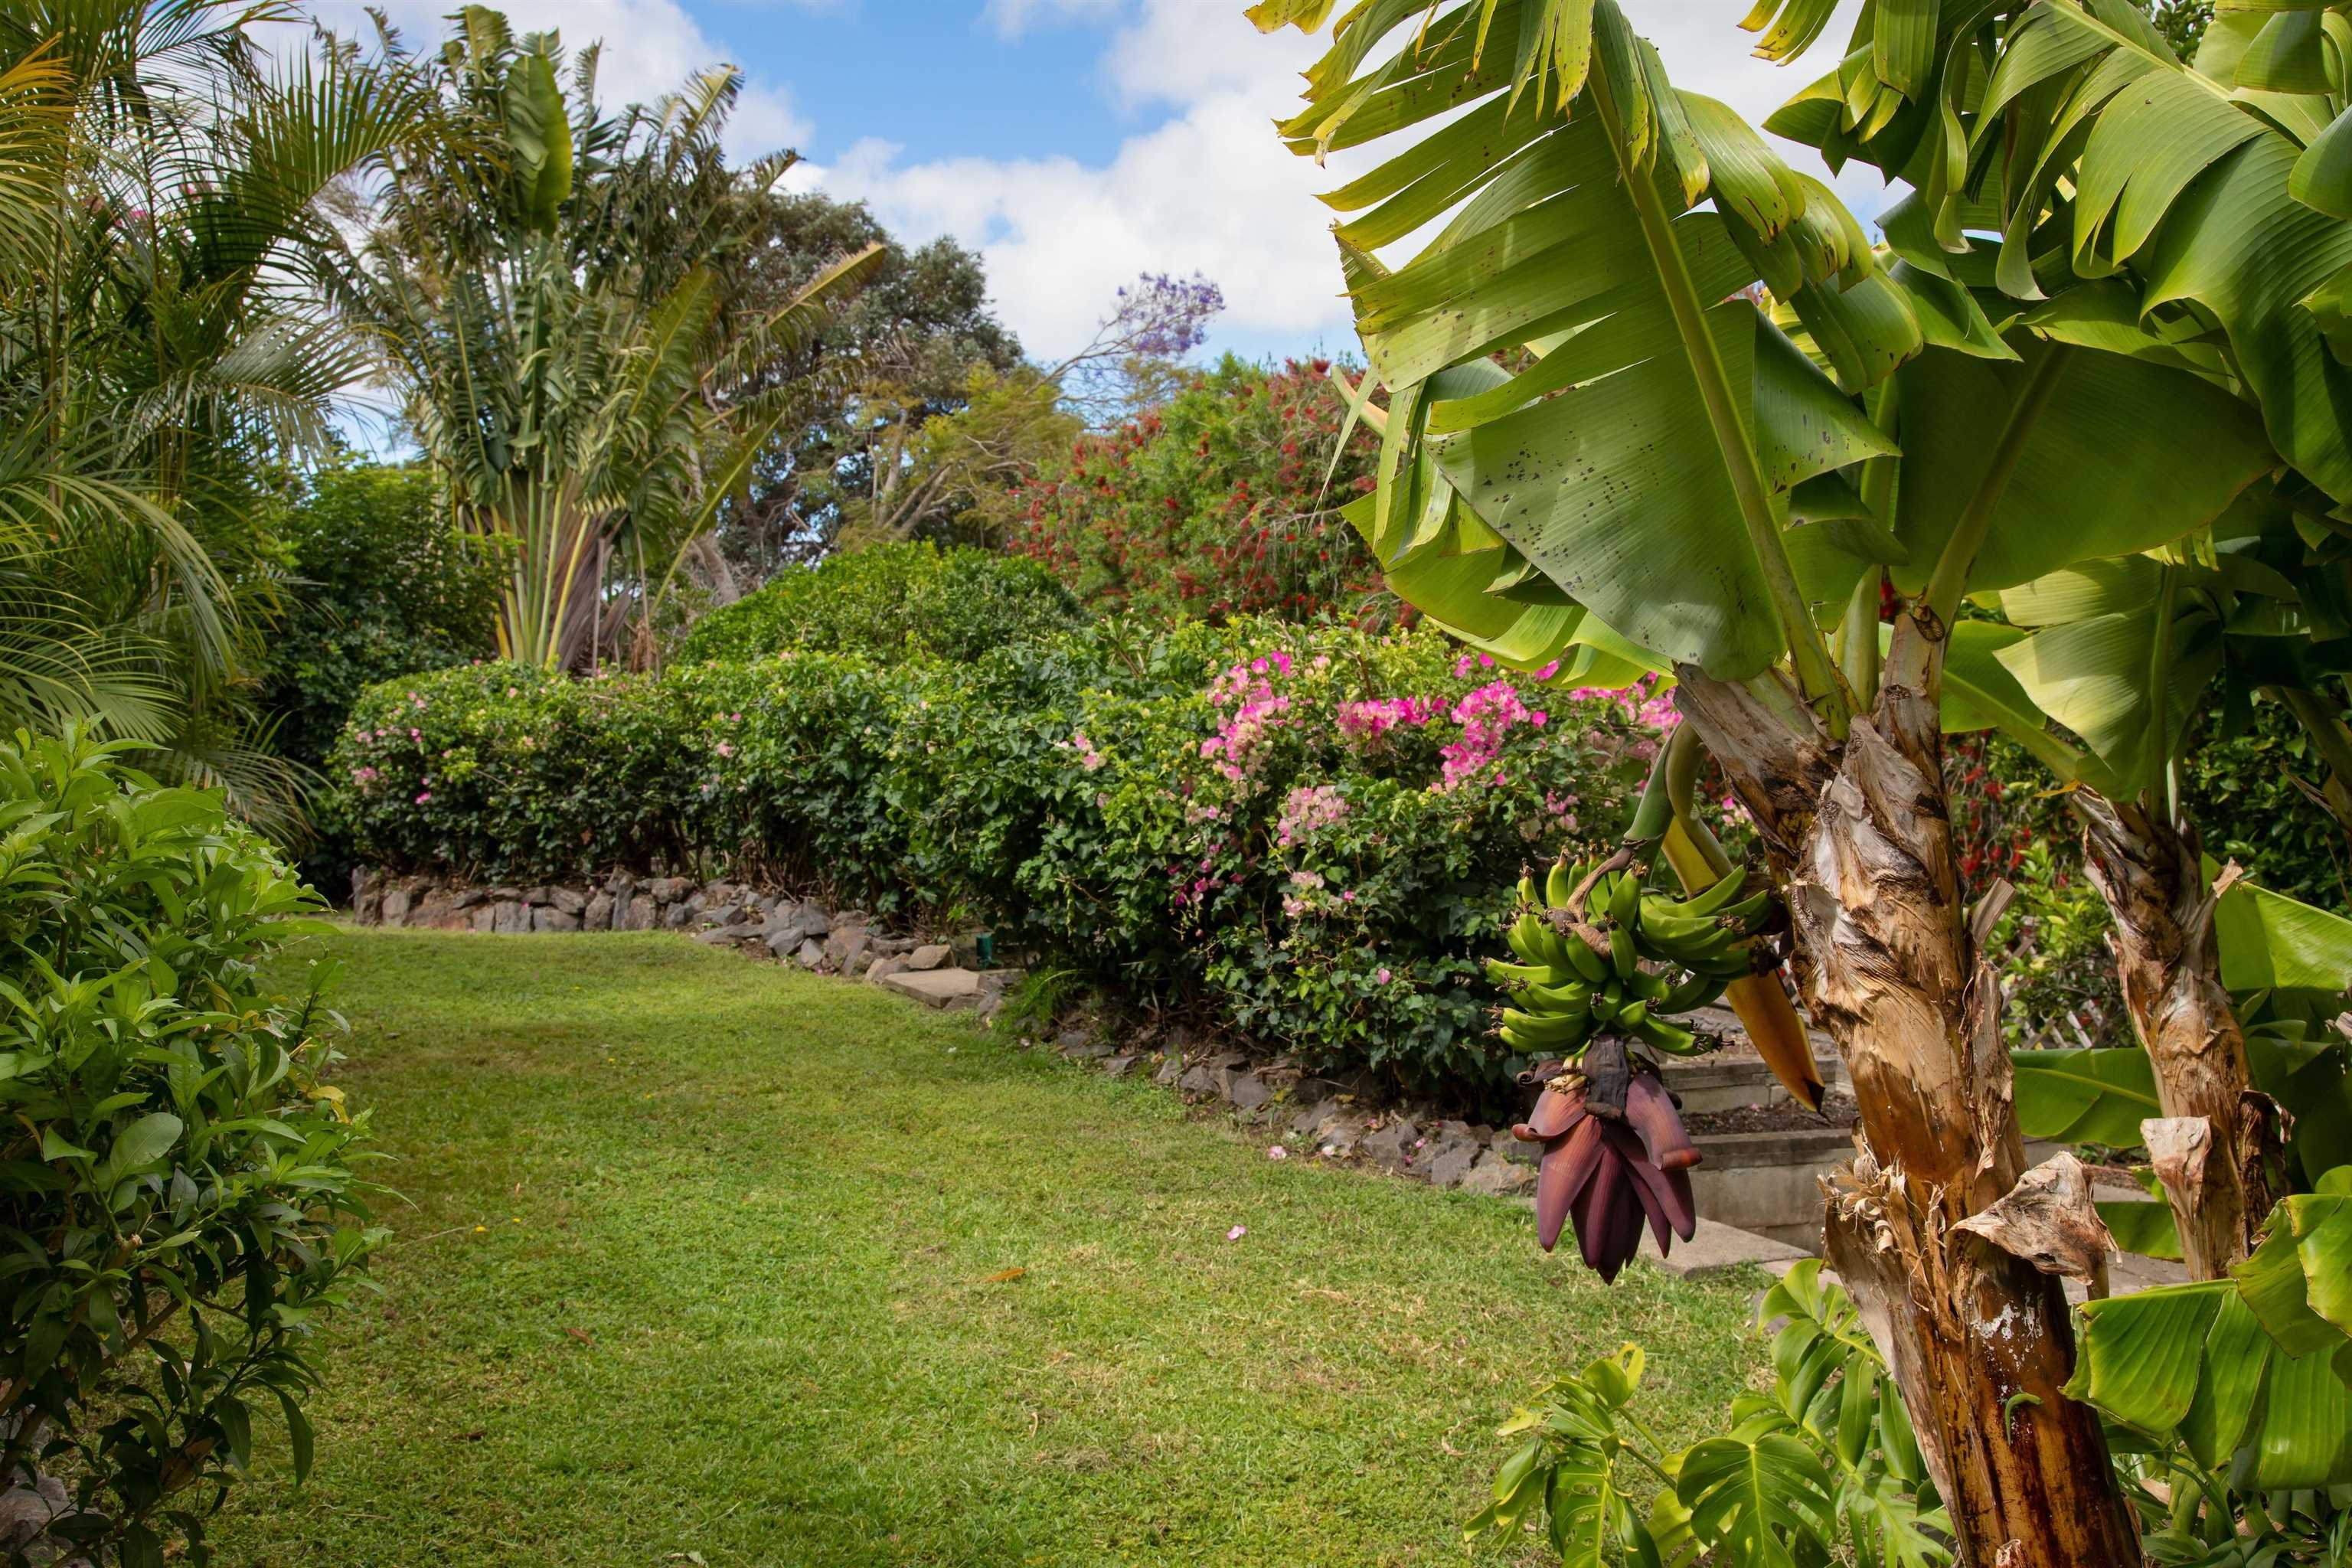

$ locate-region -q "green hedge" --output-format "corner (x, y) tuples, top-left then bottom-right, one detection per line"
(675, 541), (1084, 665)
(331, 619), (1676, 1091)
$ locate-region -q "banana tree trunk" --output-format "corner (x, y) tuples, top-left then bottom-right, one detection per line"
(1677, 665), (2140, 1568)
(2076, 792), (2278, 1279)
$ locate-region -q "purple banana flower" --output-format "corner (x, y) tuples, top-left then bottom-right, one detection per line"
(1512, 1050), (1700, 1282)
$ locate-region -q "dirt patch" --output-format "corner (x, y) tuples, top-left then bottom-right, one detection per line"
(1682, 1091), (1859, 1135)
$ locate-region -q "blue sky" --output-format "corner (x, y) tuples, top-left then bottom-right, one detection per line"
(301, 0), (1876, 369)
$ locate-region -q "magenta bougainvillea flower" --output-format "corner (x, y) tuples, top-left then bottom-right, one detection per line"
(1513, 1047), (1700, 1282)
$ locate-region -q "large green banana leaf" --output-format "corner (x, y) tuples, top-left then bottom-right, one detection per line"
(1275, 0), (1926, 684)
(2014, 1047), (2162, 1146)
(1886, 348), (2273, 603)
(2069, 1173), (2352, 1487)
(2007, 0), (2352, 503)
(2216, 877), (2352, 992)
(1273, 0), (2285, 696)
(2069, 1276), (2352, 1486)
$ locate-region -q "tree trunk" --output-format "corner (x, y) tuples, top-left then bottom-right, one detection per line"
(2075, 792), (2278, 1279)
(1677, 664), (2141, 1568)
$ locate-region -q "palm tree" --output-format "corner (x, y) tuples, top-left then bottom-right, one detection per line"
(335, 8), (882, 672)
(0, 0), (426, 831)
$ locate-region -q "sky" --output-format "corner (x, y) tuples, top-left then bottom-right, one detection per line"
(294, 0), (1882, 368)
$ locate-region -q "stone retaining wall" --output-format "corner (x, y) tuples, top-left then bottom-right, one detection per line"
(351, 867), (961, 984)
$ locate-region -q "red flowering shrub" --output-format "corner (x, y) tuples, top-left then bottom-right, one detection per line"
(1008, 355), (1390, 624)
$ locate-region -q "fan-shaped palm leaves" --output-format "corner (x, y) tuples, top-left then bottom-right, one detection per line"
(338, 9), (882, 671)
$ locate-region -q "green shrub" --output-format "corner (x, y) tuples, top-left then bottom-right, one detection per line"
(679, 653), (915, 902)
(2181, 694), (2351, 906)
(330, 665), (701, 884)
(259, 457), (501, 774)
(0, 729), (375, 1563)
(329, 619), (1684, 1093)
(675, 541), (1083, 665)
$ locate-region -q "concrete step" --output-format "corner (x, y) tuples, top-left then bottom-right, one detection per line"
(877, 967), (981, 1008)
(1658, 1004), (1848, 1113)
(1641, 1218), (1815, 1279)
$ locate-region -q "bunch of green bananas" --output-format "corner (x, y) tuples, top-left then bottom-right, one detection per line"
(1488, 856), (1773, 1060)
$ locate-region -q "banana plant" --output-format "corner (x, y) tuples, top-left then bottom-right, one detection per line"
(1882, 0), (2352, 1278)
(1246, 1), (2302, 1558)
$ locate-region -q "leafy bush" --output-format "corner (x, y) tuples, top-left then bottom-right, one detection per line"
(259, 457), (501, 776)
(329, 618), (1682, 1092)
(330, 666), (700, 884)
(1008, 356), (1390, 624)
(674, 541), (1082, 666)
(2180, 694), (2351, 906)
(0, 729), (374, 1564)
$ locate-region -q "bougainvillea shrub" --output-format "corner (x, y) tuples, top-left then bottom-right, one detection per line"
(331, 619), (1699, 1091)
(1008, 356), (1390, 625)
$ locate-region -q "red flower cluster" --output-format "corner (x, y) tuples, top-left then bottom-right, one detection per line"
(1008, 359), (1394, 625)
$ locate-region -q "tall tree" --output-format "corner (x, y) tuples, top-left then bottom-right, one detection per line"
(335, 8), (880, 671)
(719, 194), (1021, 577)
(0, 0), (424, 831)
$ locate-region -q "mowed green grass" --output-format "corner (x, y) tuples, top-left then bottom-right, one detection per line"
(208, 930), (1766, 1568)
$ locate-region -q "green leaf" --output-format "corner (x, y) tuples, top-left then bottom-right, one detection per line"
(2011, 1047), (2159, 1145)
(120, 1524), (163, 1568)
(501, 52), (573, 231)
(2099, 1197), (2182, 1260)
(1889, 345), (2276, 601)
(1677, 1428), (1837, 1567)
(107, 1111), (184, 1174)
(2215, 879), (2352, 991)
(281, 1393), (316, 1486)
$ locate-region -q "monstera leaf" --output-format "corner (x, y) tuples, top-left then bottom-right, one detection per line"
(1676, 1418), (1840, 1568)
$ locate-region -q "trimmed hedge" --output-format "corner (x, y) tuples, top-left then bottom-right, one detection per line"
(675, 541), (1083, 665)
(330, 619), (1680, 1091)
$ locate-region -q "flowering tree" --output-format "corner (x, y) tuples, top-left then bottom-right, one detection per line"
(1011, 357), (1387, 622)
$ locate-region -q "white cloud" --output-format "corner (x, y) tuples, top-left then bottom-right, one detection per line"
(294, 0), (813, 155)
(805, 0), (1879, 364)
(298, 0), (1883, 364)
(984, 0), (1124, 37)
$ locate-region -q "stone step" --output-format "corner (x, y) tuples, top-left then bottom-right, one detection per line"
(877, 967), (981, 1008)
(1657, 1004), (1848, 1113)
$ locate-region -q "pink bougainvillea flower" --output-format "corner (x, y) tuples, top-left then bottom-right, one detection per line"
(1227, 1224), (1248, 1241)
(1267, 1145), (1289, 1161)
(1512, 1045), (1700, 1282)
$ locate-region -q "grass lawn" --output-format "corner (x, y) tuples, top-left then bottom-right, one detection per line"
(209, 929), (1769, 1567)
